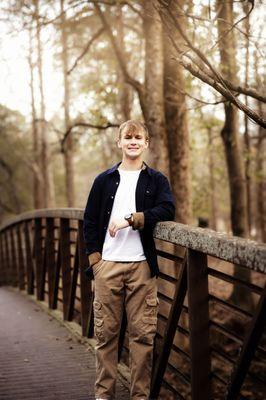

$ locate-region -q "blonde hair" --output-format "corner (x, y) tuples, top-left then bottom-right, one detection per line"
(118, 120), (149, 141)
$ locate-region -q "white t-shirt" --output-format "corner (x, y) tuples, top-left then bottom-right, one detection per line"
(102, 168), (146, 261)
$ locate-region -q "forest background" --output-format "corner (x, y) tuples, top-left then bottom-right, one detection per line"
(0, 0), (265, 245)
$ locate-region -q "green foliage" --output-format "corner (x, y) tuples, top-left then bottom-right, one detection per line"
(0, 104), (33, 222)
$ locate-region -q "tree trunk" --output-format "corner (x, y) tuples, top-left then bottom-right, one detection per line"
(243, 3), (252, 235)
(143, 0), (169, 178)
(207, 128), (218, 231)
(94, 3), (169, 176)
(60, 0), (75, 207)
(116, 6), (132, 122)
(35, 0), (55, 208)
(216, 0), (251, 309)
(28, 26), (42, 209)
(163, 0), (192, 223)
(254, 53), (266, 243)
(255, 129), (266, 243)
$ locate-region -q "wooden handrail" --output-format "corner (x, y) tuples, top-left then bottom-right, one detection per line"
(1, 208), (265, 271)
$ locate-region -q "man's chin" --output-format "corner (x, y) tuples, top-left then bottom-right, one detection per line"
(125, 152), (141, 159)
(127, 154), (142, 160)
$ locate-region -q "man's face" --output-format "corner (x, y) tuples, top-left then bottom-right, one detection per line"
(117, 129), (149, 159)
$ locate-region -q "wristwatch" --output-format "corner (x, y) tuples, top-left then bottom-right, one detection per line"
(124, 213), (134, 226)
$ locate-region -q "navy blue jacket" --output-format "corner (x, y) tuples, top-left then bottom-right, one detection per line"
(83, 161), (175, 279)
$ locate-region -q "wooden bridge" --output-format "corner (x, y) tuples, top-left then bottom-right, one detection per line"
(0, 209), (265, 399)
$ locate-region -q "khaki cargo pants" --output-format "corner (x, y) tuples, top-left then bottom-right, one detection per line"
(92, 258), (158, 400)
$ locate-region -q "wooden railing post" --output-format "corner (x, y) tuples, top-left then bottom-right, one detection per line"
(24, 221), (34, 294)
(52, 241), (61, 310)
(0, 233), (6, 285)
(187, 249), (211, 400)
(78, 220), (94, 337)
(10, 228), (18, 287)
(67, 241), (79, 321)
(34, 218), (43, 300)
(46, 218), (56, 309)
(60, 218), (72, 320)
(16, 224), (25, 290)
(4, 231), (12, 285)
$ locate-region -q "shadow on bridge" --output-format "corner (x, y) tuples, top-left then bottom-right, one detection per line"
(0, 209), (265, 399)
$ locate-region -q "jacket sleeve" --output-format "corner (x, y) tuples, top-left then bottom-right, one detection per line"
(132, 173), (175, 230)
(83, 175), (102, 264)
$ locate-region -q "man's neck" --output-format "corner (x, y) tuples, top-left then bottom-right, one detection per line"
(119, 158), (144, 171)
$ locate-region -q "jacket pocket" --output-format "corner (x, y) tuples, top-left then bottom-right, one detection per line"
(144, 187), (156, 207)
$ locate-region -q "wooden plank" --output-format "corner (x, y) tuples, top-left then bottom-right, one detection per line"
(60, 218), (72, 320)
(226, 285), (266, 399)
(0, 234), (6, 285)
(187, 249), (211, 400)
(78, 220), (93, 337)
(10, 228), (18, 287)
(46, 218), (56, 309)
(24, 221), (34, 294)
(67, 241), (79, 321)
(52, 242), (61, 309)
(40, 235), (47, 300)
(16, 224), (25, 290)
(34, 218), (43, 300)
(150, 254), (188, 399)
(4, 231), (12, 285)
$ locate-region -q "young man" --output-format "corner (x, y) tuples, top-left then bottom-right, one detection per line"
(83, 120), (175, 400)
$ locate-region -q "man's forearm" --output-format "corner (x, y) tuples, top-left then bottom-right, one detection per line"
(132, 202), (175, 231)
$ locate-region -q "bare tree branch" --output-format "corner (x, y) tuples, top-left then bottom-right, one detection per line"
(93, 3), (147, 118)
(157, 2), (266, 127)
(67, 27), (105, 74)
(210, 0), (255, 51)
(180, 48), (266, 103)
(61, 121), (119, 152)
(174, 56), (266, 128)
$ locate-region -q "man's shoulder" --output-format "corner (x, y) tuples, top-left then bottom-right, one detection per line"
(93, 164), (118, 183)
(149, 168), (169, 181)
(93, 170), (108, 185)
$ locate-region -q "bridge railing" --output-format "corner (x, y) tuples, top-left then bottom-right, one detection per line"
(0, 209), (265, 400)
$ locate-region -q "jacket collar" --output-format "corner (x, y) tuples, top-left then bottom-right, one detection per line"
(107, 160), (151, 176)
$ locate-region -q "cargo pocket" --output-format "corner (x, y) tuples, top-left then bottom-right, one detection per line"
(93, 299), (104, 343)
(144, 296), (158, 317)
(141, 295), (158, 344)
(141, 315), (158, 344)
